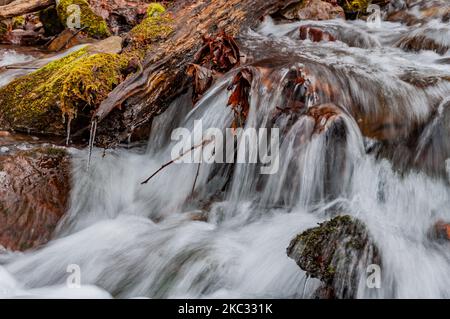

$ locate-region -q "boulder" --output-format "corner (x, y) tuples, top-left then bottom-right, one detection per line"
(287, 215), (380, 298)
(280, 0), (345, 21)
(0, 144), (71, 251)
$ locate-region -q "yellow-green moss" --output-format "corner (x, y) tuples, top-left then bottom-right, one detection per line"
(56, 0), (110, 39)
(147, 2), (166, 17)
(0, 21), (7, 37)
(0, 47), (129, 131)
(12, 16), (25, 29)
(338, 0), (370, 16)
(129, 3), (174, 47)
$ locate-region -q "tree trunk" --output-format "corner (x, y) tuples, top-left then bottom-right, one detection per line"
(94, 0), (300, 147)
(0, 0), (54, 19)
(0, 0), (15, 7)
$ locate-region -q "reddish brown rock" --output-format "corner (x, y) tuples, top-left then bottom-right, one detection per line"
(280, 0), (345, 21)
(300, 25), (336, 42)
(306, 103), (342, 134)
(0, 145), (71, 251)
(430, 221), (450, 241)
(46, 28), (87, 52)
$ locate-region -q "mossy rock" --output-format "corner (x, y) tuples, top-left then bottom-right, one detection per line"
(287, 215), (380, 298)
(337, 0), (370, 18)
(39, 6), (65, 36)
(128, 2), (174, 48)
(56, 0), (111, 39)
(12, 16), (26, 29)
(0, 46), (129, 135)
(0, 21), (7, 38)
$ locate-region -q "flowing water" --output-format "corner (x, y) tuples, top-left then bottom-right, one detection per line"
(1, 6), (450, 298)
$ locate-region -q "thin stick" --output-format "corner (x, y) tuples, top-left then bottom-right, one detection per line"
(4, 66), (39, 70)
(141, 138), (212, 185)
(191, 162), (201, 196)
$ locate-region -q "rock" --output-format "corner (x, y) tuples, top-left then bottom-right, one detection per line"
(0, 44), (128, 136)
(430, 221), (450, 241)
(0, 145), (71, 251)
(299, 25), (336, 42)
(89, 35), (123, 54)
(4, 28), (46, 46)
(46, 28), (86, 51)
(280, 0), (345, 21)
(287, 215), (380, 298)
(56, 0), (111, 39)
(396, 26), (450, 55)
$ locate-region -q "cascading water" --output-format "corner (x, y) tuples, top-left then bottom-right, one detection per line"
(1, 6), (450, 298)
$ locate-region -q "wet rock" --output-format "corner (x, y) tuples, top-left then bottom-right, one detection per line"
(287, 215), (380, 299)
(280, 0), (345, 21)
(46, 28), (87, 52)
(429, 221), (450, 242)
(0, 145), (71, 251)
(306, 103), (342, 134)
(0, 38), (126, 137)
(299, 25), (336, 42)
(396, 26), (450, 55)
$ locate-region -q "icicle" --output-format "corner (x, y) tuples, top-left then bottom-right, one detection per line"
(87, 118), (98, 171)
(301, 275), (310, 298)
(65, 116), (72, 146)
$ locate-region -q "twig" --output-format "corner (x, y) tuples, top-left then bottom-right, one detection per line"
(141, 138), (212, 185)
(191, 162), (201, 196)
(4, 66), (39, 70)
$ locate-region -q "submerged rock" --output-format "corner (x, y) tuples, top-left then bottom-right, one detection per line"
(287, 215), (380, 298)
(0, 145), (71, 251)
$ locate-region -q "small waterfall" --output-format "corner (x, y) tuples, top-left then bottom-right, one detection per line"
(1, 11), (450, 299)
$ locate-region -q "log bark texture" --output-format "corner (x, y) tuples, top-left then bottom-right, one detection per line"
(94, 0), (300, 146)
(0, 0), (54, 19)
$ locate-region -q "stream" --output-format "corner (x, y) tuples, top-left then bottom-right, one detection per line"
(0, 6), (450, 298)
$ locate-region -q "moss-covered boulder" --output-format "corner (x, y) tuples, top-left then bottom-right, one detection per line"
(287, 215), (381, 298)
(56, 0), (111, 39)
(127, 2), (174, 48)
(0, 40), (128, 135)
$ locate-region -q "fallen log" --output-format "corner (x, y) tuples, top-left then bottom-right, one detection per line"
(93, 0), (301, 146)
(0, 0), (54, 19)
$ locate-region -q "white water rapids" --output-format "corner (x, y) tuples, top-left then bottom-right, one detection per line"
(1, 9), (450, 298)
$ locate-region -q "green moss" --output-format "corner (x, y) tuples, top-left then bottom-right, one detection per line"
(56, 0), (110, 39)
(0, 21), (7, 38)
(0, 47), (129, 131)
(129, 3), (174, 47)
(338, 0), (370, 17)
(12, 16), (25, 29)
(147, 2), (167, 17)
(39, 6), (65, 36)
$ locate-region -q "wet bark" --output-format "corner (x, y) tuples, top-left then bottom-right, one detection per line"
(0, 0), (54, 19)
